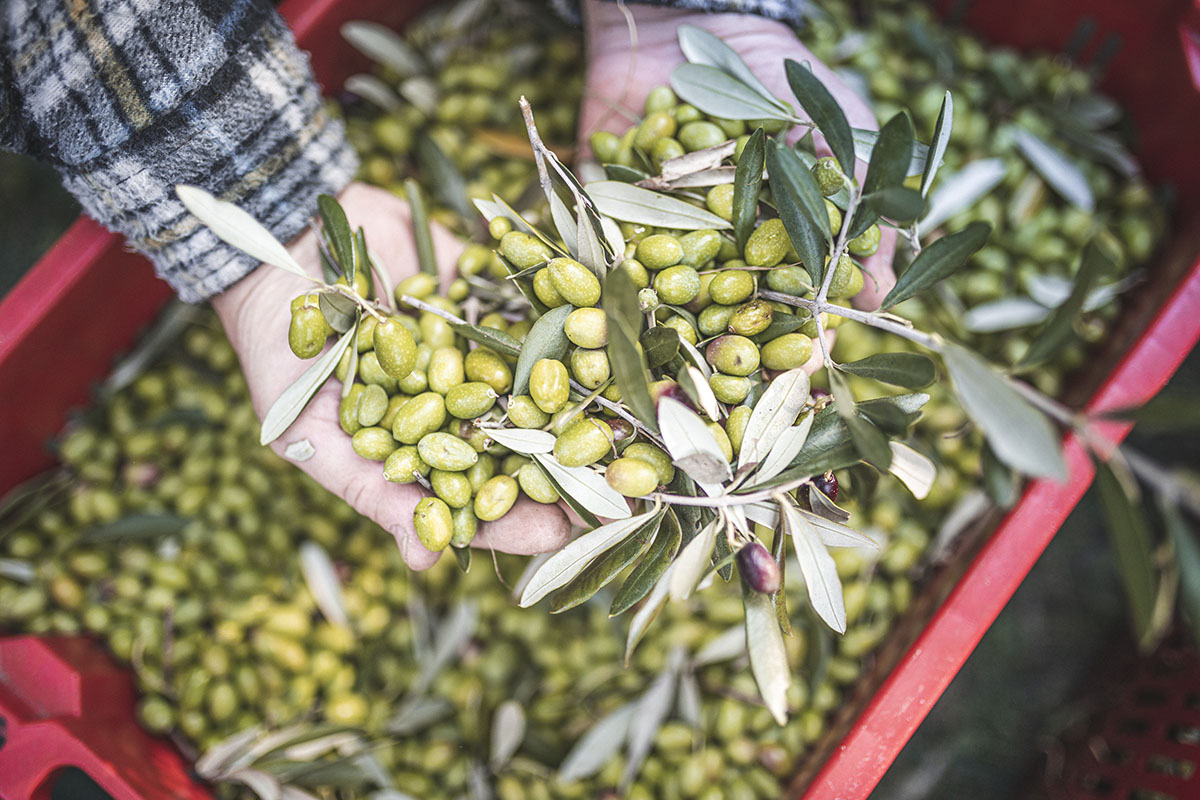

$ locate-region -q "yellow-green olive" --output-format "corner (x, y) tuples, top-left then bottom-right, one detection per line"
(644, 85), (677, 114)
(431, 470), (473, 508)
(634, 110), (678, 151)
(533, 267), (567, 308)
(698, 303), (738, 337)
(653, 265), (702, 305)
(678, 229), (722, 268)
(706, 184), (735, 221)
(761, 333), (814, 370)
(529, 358), (570, 414)
(340, 384), (365, 435)
(706, 335), (760, 376)
(373, 318), (417, 381)
(710, 374), (752, 404)
(396, 273), (438, 302)
(709, 269), (755, 305)
(445, 382), (498, 419)
(744, 219), (790, 267)
(474, 475), (519, 521)
(651, 137), (686, 167)
(457, 243), (491, 277)
(507, 395), (551, 429)
(764, 265), (810, 296)
(465, 454), (496, 493)
(620, 259), (651, 289)
(564, 308), (608, 349)
(605, 457), (659, 497)
(553, 417), (614, 467)
(728, 300), (773, 336)
(636, 235), (684, 270)
(357, 351), (397, 391)
(356, 316), (378, 352)
(624, 442), (675, 485)
(413, 497), (453, 551)
(590, 130), (621, 162)
(356, 384), (389, 427)
(548, 257), (602, 307)
(499, 230), (552, 269)
(570, 348), (611, 390)
(379, 394), (408, 431)
(517, 462), (560, 504)
(417, 432), (479, 472)
(427, 346), (465, 395)
(848, 224), (881, 256)
(812, 156), (845, 196)
(419, 313), (456, 348)
(661, 315), (699, 346)
(352, 428), (398, 461)
(288, 307), (328, 359)
(450, 505), (477, 548)
(464, 347), (513, 394)
(708, 422), (734, 462)
(725, 405), (753, 455)
(391, 392), (447, 444)
(826, 254), (857, 297)
(678, 120), (726, 151)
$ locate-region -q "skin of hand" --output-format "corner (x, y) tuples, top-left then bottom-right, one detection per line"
(212, 182), (570, 570)
(579, 0), (898, 317)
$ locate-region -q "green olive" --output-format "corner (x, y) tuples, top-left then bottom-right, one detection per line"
(358, 352), (398, 391)
(724, 405), (752, 456)
(698, 304), (738, 337)
(706, 184), (735, 221)
(653, 265), (702, 305)
(445, 382), (498, 419)
(651, 137), (686, 167)
(392, 392), (447, 444)
(499, 230), (552, 269)
(636, 234), (684, 270)
(620, 258), (651, 289)
(383, 446), (428, 484)
(417, 432), (479, 472)
(517, 462), (560, 504)
(710, 374), (752, 404)
(678, 121), (726, 151)
(372, 318), (417, 381)
(570, 348), (611, 390)
(634, 111), (678, 151)
(605, 457), (659, 497)
(564, 308), (608, 349)
(450, 504), (478, 548)
(661, 316), (699, 346)
(427, 346), (465, 395)
(529, 358), (570, 414)
(709, 270), (755, 305)
(761, 333), (814, 370)
(488, 216), (514, 240)
(848, 224), (881, 256)
(507, 395), (551, 429)
(465, 454), (496, 493)
(289, 307), (328, 359)
(705, 335), (760, 376)
(548, 257), (602, 307)
(431, 469), (473, 508)
(826, 199), (843, 236)
(533, 268), (567, 308)
(812, 156), (845, 196)
(678, 229), (722, 268)
(826, 254), (857, 298)
(396, 273), (438, 301)
(339, 384), (365, 435)
(356, 384), (389, 427)
(590, 130), (621, 162)
(708, 421), (734, 462)
(352, 427), (398, 462)
(744, 219), (790, 268)
(728, 300), (773, 336)
(644, 85), (677, 114)
(553, 417), (614, 467)
(464, 348), (513, 394)
(413, 497), (453, 551)
(764, 265), (810, 296)
(474, 475), (519, 521)
(622, 443), (675, 485)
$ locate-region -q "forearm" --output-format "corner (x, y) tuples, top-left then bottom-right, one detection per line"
(0, 0), (356, 303)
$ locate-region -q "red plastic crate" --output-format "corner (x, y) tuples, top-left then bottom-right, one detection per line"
(1, 1), (1199, 798)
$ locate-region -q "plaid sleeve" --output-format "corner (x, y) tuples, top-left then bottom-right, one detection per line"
(0, 0), (358, 303)
(553, 0), (805, 26)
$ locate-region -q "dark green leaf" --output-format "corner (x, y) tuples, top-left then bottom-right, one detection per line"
(851, 128), (929, 177)
(512, 305), (573, 396)
(942, 342), (1065, 480)
(766, 141), (830, 288)
(83, 513), (190, 543)
(1017, 241), (1112, 368)
(848, 112), (914, 238)
(750, 311), (809, 344)
(733, 128), (766, 253)
(453, 545), (471, 572)
(318, 195), (355, 277)
(550, 510), (666, 613)
(354, 228), (380, 301)
(404, 179), (438, 276)
(641, 326), (681, 369)
(1099, 393), (1200, 432)
(784, 59), (856, 176)
(920, 91), (953, 195)
(319, 291), (357, 334)
(416, 132), (474, 222)
(830, 371), (891, 470)
(1094, 460), (1157, 650)
(714, 525), (733, 581)
(611, 510), (682, 616)
(605, 270), (659, 432)
(838, 352), (936, 389)
(449, 322), (521, 359)
(605, 265), (644, 335)
(981, 443), (1020, 509)
(862, 186), (926, 223)
(881, 221), (992, 308)
(671, 64), (794, 122)
(1161, 498), (1200, 648)
(605, 164), (650, 182)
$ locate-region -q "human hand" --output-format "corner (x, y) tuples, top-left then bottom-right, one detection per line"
(579, 0), (897, 311)
(213, 182), (571, 570)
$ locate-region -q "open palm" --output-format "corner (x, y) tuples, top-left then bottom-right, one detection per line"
(213, 183), (570, 570)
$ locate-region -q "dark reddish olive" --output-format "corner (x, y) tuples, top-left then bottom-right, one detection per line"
(737, 542), (781, 594)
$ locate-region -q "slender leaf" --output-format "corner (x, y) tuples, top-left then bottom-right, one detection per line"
(512, 305), (573, 396)
(693, 625), (746, 666)
(533, 455), (632, 522)
(299, 542), (349, 629)
(1018, 241), (1112, 367)
(318, 291), (357, 335)
(605, 272), (659, 432)
(1013, 127), (1095, 212)
(830, 371), (891, 470)
(658, 398), (732, 485)
(587, 181), (732, 230)
(862, 186), (925, 223)
(669, 517), (719, 601)
(942, 342), (1065, 480)
(399, 75), (438, 117)
(404, 180), (438, 276)
(489, 700), (526, 772)
(766, 141), (831, 288)
(677, 25), (787, 111)
(981, 442), (1020, 509)
(920, 91), (953, 195)
(449, 322), (520, 359)
(679, 364), (720, 422)
(738, 369), (811, 469)
(413, 601), (477, 696)
(920, 158), (1007, 231)
(611, 510), (682, 615)
(882, 221), (991, 308)
(641, 326), (680, 369)
(781, 500), (846, 633)
(317, 195), (355, 277)
(415, 133), (474, 222)
(556, 703), (636, 783)
(963, 297), (1052, 333)
(743, 579), (790, 724)
(260, 327), (354, 445)
(576, 203), (611, 274)
(1094, 460), (1156, 650)
(387, 697), (453, 736)
(176, 185), (310, 280)
(852, 128), (929, 177)
(532, 461), (601, 530)
(838, 352), (936, 389)
(751, 310), (810, 343)
(849, 112), (914, 237)
(677, 670), (702, 728)
(549, 192), (578, 256)
(887, 442), (936, 499)
(784, 59), (856, 175)
(343, 74), (402, 112)
(484, 427), (556, 454)
(796, 510), (879, 550)
(671, 64), (793, 122)
(340, 21), (424, 77)
(755, 415), (815, 484)
(733, 128), (766, 253)
(82, 513), (190, 543)
(603, 263), (643, 334)
(550, 511), (664, 613)
(1161, 499), (1200, 646)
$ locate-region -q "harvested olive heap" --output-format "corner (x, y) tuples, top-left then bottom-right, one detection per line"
(0, 1), (1168, 798)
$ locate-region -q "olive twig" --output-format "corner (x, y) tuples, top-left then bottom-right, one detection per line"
(567, 378), (666, 449)
(813, 185), (862, 368)
(330, 283), (388, 323)
(758, 290), (943, 352)
(399, 294), (468, 326)
(650, 474), (812, 508)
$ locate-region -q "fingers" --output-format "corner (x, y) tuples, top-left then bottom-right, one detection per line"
(474, 498), (572, 555)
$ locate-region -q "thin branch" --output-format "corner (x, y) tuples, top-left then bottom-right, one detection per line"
(569, 378), (666, 449)
(519, 97), (555, 205)
(649, 474), (812, 508)
(758, 290), (943, 352)
(399, 294), (467, 325)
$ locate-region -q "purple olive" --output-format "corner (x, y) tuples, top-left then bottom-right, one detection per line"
(737, 541), (781, 594)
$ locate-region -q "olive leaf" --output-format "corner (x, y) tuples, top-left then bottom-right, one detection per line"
(532, 455), (632, 522)
(852, 128), (930, 177)
(0, 558), (34, 583)
(658, 141), (736, 182)
(1161, 498), (1200, 647)
(751, 309), (810, 343)
(452, 545), (471, 573)
(754, 414), (815, 484)
(732, 128), (766, 253)
(532, 460), (600, 530)
(415, 132), (474, 223)
(738, 368), (811, 469)
(743, 578), (790, 725)
(1012, 127), (1095, 212)
(676, 24), (787, 112)
(299, 541), (350, 629)
(404, 179), (438, 277)
(512, 305), (573, 396)
(399, 75), (439, 117)
(677, 670), (703, 728)
(678, 365), (720, 422)
(1017, 241), (1112, 368)
(838, 352), (936, 389)
(829, 371), (891, 470)
(319, 291), (357, 334)
(668, 516), (720, 601)
(611, 509), (682, 616)
(413, 601), (478, 697)
(677, 336), (711, 378)
(82, 513), (191, 543)
(586, 181), (731, 230)
(317, 195), (355, 277)
(881, 221), (992, 308)
(176, 185), (311, 281)
(861, 186), (925, 224)
(625, 562), (674, 663)
(766, 141), (832, 289)
(671, 64), (794, 122)
(849, 112), (914, 238)
(887, 442), (936, 499)
(556, 702), (637, 783)
(489, 700), (526, 772)
(620, 649), (682, 792)
(341, 318), (360, 399)
(605, 271), (659, 432)
(549, 510), (664, 613)
(340, 21), (425, 78)
(448, 322), (520, 359)
(343, 74), (402, 112)
(484, 427), (555, 454)
(357, 228), (389, 309)
(576, 202), (611, 275)
(963, 296), (1056, 333)
(387, 697), (453, 736)
(658, 398), (732, 485)
(692, 625), (746, 666)
(549, 191), (578, 256)
(641, 326), (680, 369)
(920, 91), (954, 195)
(260, 326), (355, 446)
(981, 442), (1021, 509)
(784, 59), (856, 176)
(780, 499), (847, 633)
(807, 484), (851, 524)
(1094, 460), (1157, 651)
(941, 342), (1065, 480)
(920, 158), (1007, 232)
